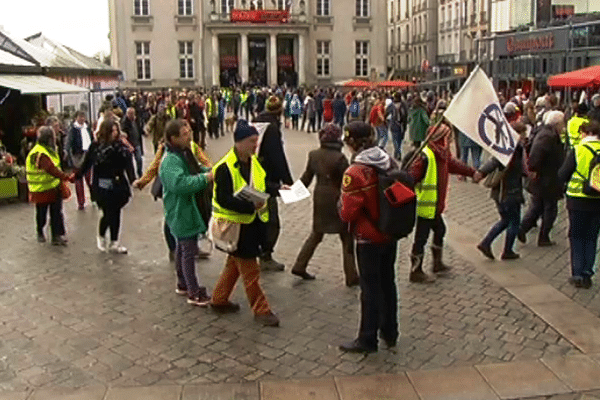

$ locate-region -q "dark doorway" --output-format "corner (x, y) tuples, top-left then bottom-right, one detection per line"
(277, 37), (296, 87)
(249, 37), (268, 87)
(219, 37), (239, 87)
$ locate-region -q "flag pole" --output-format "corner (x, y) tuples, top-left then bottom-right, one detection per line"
(401, 111), (446, 171)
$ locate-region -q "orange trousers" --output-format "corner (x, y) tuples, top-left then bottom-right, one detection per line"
(212, 255), (271, 315)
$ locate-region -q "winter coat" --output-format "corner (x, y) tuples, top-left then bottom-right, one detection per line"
(408, 105), (430, 142)
(479, 144), (526, 204)
(254, 111), (294, 192)
(526, 125), (564, 199)
(323, 99), (333, 122)
(145, 113), (170, 149)
(300, 142), (349, 233)
(339, 147), (393, 244)
(304, 96), (316, 119)
(160, 144), (210, 239)
(290, 95), (302, 116)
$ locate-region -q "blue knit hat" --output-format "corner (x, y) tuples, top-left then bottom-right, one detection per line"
(234, 120), (258, 142)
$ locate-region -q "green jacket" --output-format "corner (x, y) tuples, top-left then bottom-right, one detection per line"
(408, 106), (430, 143)
(160, 146), (210, 239)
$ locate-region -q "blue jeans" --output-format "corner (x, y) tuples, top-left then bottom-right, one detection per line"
(461, 145), (482, 169)
(175, 235), (206, 298)
(133, 145), (143, 178)
(481, 200), (521, 254)
(390, 125), (405, 159)
(568, 208), (600, 279)
(376, 126), (388, 149)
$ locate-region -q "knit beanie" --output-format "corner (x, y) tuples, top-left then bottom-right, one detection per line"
(319, 123), (342, 143)
(266, 95), (283, 113)
(234, 120), (258, 142)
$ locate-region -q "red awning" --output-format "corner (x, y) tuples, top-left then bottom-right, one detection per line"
(547, 65), (600, 88)
(377, 80), (415, 88)
(343, 79), (373, 88)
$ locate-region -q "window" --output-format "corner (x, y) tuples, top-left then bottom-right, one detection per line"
(316, 41), (331, 77)
(356, 0), (369, 17)
(221, 0), (234, 14)
(276, 0), (285, 10)
(135, 42), (151, 80)
(355, 41), (369, 77)
(179, 41), (194, 79)
(178, 0), (192, 15)
(134, 0), (149, 16)
(316, 0), (330, 16)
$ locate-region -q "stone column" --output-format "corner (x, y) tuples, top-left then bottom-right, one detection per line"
(212, 33), (219, 87)
(269, 33), (278, 86)
(240, 33), (249, 83)
(298, 33), (306, 86)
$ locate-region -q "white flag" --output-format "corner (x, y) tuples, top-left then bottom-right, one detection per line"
(443, 66), (520, 166)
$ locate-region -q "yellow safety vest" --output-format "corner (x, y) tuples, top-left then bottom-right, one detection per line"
(567, 115), (589, 147)
(206, 98), (217, 118)
(25, 143), (61, 193)
(566, 140), (600, 198)
(416, 146), (438, 219)
(212, 148), (269, 224)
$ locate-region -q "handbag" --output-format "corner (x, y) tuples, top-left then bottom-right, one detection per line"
(208, 216), (241, 254)
(483, 168), (506, 189)
(150, 176), (163, 199)
(60, 181), (72, 200)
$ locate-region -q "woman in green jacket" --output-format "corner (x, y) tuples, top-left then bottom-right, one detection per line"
(407, 96), (430, 147)
(160, 119), (214, 307)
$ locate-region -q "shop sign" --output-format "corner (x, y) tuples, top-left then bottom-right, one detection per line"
(494, 27), (568, 57)
(277, 55), (294, 68)
(506, 34), (554, 54)
(220, 55), (238, 68)
(230, 9), (290, 23)
(552, 5), (574, 19)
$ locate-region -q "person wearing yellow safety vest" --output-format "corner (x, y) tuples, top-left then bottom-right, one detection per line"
(407, 123), (476, 283)
(210, 120), (280, 327)
(205, 93), (219, 140)
(26, 126), (74, 245)
(566, 103), (589, 148)
(558, 120), (600, 289)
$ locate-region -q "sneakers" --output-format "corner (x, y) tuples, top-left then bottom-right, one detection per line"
(517, 231), (527, 244)
(187, 294), (211, 307)
(175, 285), (187, 296)
(538, 239), (556, 247)
(37, 233), (46, 243)
(210, 301), (241, 314)
(260, 257), (285, 272)
(97, 236), (107, 252)
(254, 312), (280, 327)
(108, 241), (127, 254)
(51, 236), (68, 246)
(477, 243), (495, 260)
(501, 251), (520, 260)
(339, 339), (377, 353)
(569, 276), (593, 289)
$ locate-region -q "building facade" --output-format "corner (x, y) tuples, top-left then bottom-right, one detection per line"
(109, 0), (387, 88)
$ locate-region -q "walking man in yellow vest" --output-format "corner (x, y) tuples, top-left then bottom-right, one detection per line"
(566, 103), (589, 148)
(210, 120), (280, 327)
(26, 126), (74, 245)
(559, 120), (600, 289)
(407, 123), (476, 283)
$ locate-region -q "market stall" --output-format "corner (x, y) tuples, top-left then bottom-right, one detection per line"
(547, 65), (600, 88)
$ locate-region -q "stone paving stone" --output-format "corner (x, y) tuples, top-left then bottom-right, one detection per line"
(335, 374), (419, 400)
(541, 355), (600, 391)
(28, 386), (107, 400)
(476, 360), (570, 399)
(407, 366), (499, 400)
(0, 130), (578, 390)
(182, 383), (259, 400)
(0, 393), (28, 400)
(261, 378), (339, 400)
(105, 385), (181, 400)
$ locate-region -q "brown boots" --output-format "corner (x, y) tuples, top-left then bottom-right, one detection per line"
(409, 246), (452, 284)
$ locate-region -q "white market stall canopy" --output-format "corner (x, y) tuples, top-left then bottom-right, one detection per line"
(0, 74), (88, 94)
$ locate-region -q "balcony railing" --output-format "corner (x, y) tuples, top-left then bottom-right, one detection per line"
(131, 15), (154, 31)
(480, 11), (487, 23)
(174, 15), (198, 30)
(470, 13), (477, 26)
(209, 11), (307, 23)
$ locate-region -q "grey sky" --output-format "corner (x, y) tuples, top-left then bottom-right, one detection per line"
(2, 0), (110, 57)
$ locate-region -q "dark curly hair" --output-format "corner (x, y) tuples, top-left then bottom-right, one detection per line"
(343, 121), (376, 152)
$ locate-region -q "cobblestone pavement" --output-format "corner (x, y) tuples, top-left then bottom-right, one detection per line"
(0, 128), (579, 392)
(444, 173), (600, 317)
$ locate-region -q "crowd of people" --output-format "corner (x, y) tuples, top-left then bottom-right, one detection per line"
(23, 82), (600, 352)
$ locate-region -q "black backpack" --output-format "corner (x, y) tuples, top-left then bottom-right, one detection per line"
(577, 145), (600, 196)
(365, 166), (417, 240)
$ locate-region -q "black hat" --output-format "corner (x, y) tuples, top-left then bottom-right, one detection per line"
(577, 103), (589, 115)
(234, 120), (258, 142)
(344, 121), (373, 142)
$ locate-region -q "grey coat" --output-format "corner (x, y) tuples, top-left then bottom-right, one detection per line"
(300, 142), (349, 233)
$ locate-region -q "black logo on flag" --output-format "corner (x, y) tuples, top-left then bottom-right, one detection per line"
(478, 104), (515, 155)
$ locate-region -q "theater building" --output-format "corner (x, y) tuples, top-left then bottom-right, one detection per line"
(109, 0), (387, 88)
